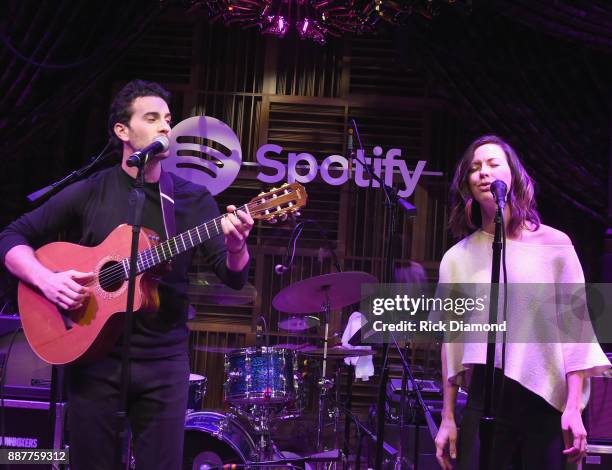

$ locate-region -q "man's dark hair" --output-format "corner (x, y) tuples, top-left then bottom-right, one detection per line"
(107, 79), (171, 146)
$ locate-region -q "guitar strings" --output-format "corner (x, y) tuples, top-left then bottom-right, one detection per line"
(87, 188), (298, 290)
(84, 201), (276, 290)
(90, 206), (249, 289)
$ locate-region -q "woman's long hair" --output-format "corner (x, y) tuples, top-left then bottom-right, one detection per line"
(448, 135), (540, 239)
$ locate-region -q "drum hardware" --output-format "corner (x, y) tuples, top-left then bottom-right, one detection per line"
(278, 315), (319, 332)
(273, 342), (312, 351)
(222, 346), (305, 465)
(186, 273), (378, 468)
(271, 272), (376, 463)
(315, 357), (356, 462)
(187, 373), (207, 413)
(316, 377), (335, 451)
(301, 346), (374, 358)
(193, 345), (239, 354)
(195, 341), (362, 469)
(241, 404), (283, 462)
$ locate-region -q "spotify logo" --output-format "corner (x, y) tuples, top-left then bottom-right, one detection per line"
(163, 116), (243, 196)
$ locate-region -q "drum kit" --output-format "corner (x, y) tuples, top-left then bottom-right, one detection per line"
(183, 271), (377, 470)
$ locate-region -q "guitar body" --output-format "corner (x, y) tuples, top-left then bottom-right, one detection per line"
(15, 182), (308, 365)
(18, 224), (161, 365)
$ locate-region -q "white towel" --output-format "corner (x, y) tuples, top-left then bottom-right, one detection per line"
(341, 311), (374, 381)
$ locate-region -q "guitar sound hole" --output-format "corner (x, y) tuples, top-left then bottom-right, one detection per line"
(99, 261), (125, 292)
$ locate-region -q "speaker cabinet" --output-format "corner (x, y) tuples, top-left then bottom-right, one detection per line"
(586, 375), (612, 442)
(0, 329), (51, 400)
(0, 399), (66, 470)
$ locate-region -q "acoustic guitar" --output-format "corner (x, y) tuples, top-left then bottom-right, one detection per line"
(17, 183), (307, 365)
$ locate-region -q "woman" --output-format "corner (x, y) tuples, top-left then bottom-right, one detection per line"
(434, 135), (610, 470)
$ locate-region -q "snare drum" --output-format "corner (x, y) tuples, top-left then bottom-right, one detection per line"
(187, 374), (207, 412)
(183, 412), (256, 469)
(224, 347), (296, 405)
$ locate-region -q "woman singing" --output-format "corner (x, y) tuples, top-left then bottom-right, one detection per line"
(434, 135), (610, 470)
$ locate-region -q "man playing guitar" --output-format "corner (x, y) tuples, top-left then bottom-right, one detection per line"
(0, 79), (254, 469)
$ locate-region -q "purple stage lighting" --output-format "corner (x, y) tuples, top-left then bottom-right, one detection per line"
(262, 15), (289, 36)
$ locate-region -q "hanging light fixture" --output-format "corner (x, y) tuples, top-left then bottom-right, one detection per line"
(188, 0), (467, 44)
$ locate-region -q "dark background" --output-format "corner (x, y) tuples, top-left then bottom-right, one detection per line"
(1, 0), (611, 411)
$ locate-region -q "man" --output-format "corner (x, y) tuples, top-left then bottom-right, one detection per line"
(0, 79), (253, 469)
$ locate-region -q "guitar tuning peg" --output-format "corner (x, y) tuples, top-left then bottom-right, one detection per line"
(281, 182), (288, 187)
(268, 216), (278, 224)
(280, 213), (288, 222)
(294, 211), (301, 217)
(258, 192), (265, 197)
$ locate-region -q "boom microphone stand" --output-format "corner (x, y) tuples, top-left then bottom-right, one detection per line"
(27, 142), (113, 204)
(348, 119), (424, 470)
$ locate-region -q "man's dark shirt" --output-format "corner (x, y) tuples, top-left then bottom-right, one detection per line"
(0, 165), (248, 358)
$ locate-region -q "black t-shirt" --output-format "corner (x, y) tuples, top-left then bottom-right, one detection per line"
(0, 165), (248, 358)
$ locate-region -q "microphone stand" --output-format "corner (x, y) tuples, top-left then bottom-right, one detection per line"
(479, 204), (504, 470)
(283, 219), (342, 274)
(348, 119), (420, 470)
(27, 142), (113, 204)
(390, 334), (438, 469)
(115, 153), (149, 469)
(255, 315), (269, 348)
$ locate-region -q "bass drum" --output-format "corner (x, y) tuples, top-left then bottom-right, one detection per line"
(183, 412), (256, 470)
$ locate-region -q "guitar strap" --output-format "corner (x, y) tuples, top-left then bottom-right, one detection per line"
(158, 170), (176, 239)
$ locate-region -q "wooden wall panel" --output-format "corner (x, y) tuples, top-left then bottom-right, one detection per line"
(120, 22), (194, 84)
(349, 36), (427, 96)
(275, 36), (344, 97)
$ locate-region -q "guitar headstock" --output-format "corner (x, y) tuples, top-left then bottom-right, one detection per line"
(247, 183), (308, 223)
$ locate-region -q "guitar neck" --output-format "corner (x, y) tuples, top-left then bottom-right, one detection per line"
(129, 203), (249, 275)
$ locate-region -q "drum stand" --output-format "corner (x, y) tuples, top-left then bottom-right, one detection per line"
(243, 405), (283, 462)
(316, 289), (332, 452)
(314, 290), (345, 469)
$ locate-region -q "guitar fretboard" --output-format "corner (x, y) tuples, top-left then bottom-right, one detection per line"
(120, 204), (249, 277)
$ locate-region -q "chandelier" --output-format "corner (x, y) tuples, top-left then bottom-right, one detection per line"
(190, 0), (465, 45)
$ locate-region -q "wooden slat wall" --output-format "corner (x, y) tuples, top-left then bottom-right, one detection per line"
(116, 12), (465, 412)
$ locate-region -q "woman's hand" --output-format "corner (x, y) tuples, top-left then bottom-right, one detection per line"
(435, 417), (458, 470)
(561, 407), (587, 463)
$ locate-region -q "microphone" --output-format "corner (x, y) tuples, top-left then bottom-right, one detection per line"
(126, 135), (169, 168)
(274, 264), (289, 275)
(490, 180), (507, 210)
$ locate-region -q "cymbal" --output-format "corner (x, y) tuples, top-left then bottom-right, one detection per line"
(195, 344), (312, 353)
(193, 345), (238, 354)
(189, 272), (257, 306)
(273, 342), (313, 351)
(272, 272), (377, 314)
(300, 345), (374, 359)
(278, 315), (319, 332)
